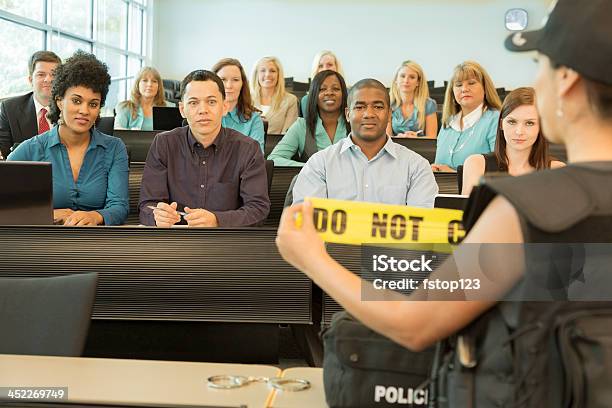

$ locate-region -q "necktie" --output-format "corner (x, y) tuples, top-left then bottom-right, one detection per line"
(38, 108), (50, 134)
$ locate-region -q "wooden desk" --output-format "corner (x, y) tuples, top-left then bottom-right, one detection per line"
(0, 354), (280, 407)
(267, 367), (327, 407)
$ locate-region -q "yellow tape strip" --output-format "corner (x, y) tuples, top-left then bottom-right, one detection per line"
(306, 197), (465, 245)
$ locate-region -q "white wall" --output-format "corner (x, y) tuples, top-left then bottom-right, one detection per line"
(152, 0), (551, 89)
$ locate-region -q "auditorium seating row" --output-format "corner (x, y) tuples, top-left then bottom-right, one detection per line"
(118, 129), (566, 226)
(160, 78), (509, 106)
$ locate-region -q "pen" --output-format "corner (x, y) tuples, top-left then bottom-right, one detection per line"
(147, 205), (187, 216)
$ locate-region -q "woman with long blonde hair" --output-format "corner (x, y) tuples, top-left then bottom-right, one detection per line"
(114, 66), (173, 130)
(431, 61), (502, 171)
(387, 60), (438, 138)
(251, 56), (298, 134)
(300, 50), (345, 116)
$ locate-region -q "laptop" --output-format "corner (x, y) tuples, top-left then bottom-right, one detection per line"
(434, 194), (468, 211)
(0, 161), (53, 225)
(153, 106), (183, 130)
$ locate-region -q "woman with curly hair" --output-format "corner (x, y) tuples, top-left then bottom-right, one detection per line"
(8, 50), (129, 226)
(212, 58), (265, 152)
(114, 66), (174, 130)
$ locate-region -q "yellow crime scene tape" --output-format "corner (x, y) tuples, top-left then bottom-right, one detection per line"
(300, 197), (466, 246)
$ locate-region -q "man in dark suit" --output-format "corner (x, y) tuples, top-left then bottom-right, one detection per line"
(0, 51), (61, 158)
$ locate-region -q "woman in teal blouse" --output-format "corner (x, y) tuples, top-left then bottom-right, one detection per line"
(212, 58), (265, 152)
(114, 66), (174, 130)
(387, 60), (438, 138)
(268, 70), (349, 167)
(8, 51), (128, 226)
(432, 61), (502, 171)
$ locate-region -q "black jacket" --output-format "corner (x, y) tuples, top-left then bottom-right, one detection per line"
(0, 92), (37, 157)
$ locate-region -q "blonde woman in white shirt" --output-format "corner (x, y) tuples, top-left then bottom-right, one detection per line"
(300, 50), (345, 115)
(251, 56), (298, 134)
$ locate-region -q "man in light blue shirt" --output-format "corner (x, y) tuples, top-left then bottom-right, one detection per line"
(293, 79), (438, 207)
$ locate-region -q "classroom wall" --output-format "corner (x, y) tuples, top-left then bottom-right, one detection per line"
(152, 0), (552, 89)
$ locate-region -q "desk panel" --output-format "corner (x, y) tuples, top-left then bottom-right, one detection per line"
(434, 172), (459, 194)
(0, 227), (311, 324)
(322, 244), (361, 326)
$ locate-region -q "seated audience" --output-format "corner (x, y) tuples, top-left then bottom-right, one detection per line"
(386, 60), (438, 138)
(462, 87), (565, 195)
(432, 61), (501, 171)
(212, 58), (265, 152)
(268, 70), (349, 167)
(0, 50), (61, 158)
(138, 70), (270, 227)
(8, 51), (129, 226)
(251, 56), (298, 134)
(292, 78), (437, 207)
(114, 66), (174, 130)
(300, 50), (345, 116)
(276, 2), (612, 406)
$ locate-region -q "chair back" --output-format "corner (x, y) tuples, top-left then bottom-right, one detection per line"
(265, 160), (274, 195)
(97, 116), (115, 135)
(0, 273), (98, 356)
(284, 174), (299, 208)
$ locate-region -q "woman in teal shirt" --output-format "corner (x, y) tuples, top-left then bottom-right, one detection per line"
(387, 60), (438, 138)
(268, 70), (349, 167)
(114, 66), (174, 130)
(212, 58), (265, 152)
(8, 51), (129, 226)
(432, 61), (502, 171)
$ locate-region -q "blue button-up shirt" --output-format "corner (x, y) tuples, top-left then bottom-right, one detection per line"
(434, 109), (500, 169)
(391, 97), (437, 135)
(7, 126), (129, 225)
(293, 135), (438, 207)
(222, 108), (265, 153)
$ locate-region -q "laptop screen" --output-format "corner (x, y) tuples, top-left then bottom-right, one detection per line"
(434, 194), (468, 211)
(0, 161), (53, 225)
(152, 106), (183, 131)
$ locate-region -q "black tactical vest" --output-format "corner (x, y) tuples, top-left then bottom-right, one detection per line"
(437, 163), (612, 408)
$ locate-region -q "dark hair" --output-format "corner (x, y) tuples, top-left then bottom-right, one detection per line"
(305, 70), (350, 139)
(584, 78), (612, 121)
(348, 78), (391, 108)
(28, 50), (61, 76)
(211, 58), (257, 121)
(48, 50), (110, 125)
(548, 56), (612, 122)
(180, 69), (225, 100)
(494, 87), (551, 171)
